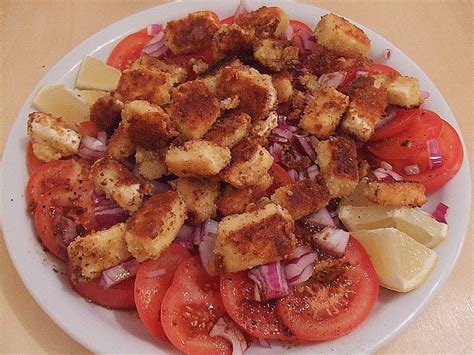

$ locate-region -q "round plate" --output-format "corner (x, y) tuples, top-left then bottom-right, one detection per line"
(1, 0), (471, 353)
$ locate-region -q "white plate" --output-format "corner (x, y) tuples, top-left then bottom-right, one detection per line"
(1, 0), (471, 353)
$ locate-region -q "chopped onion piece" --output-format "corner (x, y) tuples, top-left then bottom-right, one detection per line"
(427, 138), (443, 170)
(257, 338), (272, 348)
(97, 131), (107, 145)
(147, 23), (163, 36)
(420, 90), (430, 100)
(284, 252), (317, 286)
(79, 135), (106, 160)
(373, 167), (403, 181)
(318, 71), (346, 88)
(233, 0), (249, 19)
(175, 225), (194, 249)
(404, 164), (421, 176)
(209, 317), (248, 355)
(307, 164), (319, 179)
(289, 245), (312, 259)
(380, 161), (393, 170)
(375, 108), (397, 129)
(272, 127), (294, 140)
(432, 202), (448, 224)
(248, 261), (289, 300)
(100, 259), (140, 288)
(313, 228), (349, 257)
(93, 191), (129, 229)
(54, 215), (77, 248)
(285, 24), (294, 40)
(305, 208), (335, 228)
(294, 135), (316, 161)
(198, 219), (218, 275)
(287, 169), (298, 181)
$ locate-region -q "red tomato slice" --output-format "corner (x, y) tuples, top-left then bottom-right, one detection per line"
(269, 162), (293, 191)
(78, 120), (100, 138)
(161, 256), (231, 354)
(369, 108), (420, 142)
(366, 63), (400, 76)
(220, 16), (234, 25)
(390, 119), (463, 194)
(134, 244), (191, 341)
(26, 142), (45, 175)
(67, 263), (136, 310)
(367, 109), (443, 160)
(26, 159), (84, 210)
(276, 237), (379, 341)
(220, 271), (296, 340)
(107, 29), (154, 71)
(290, 20), (312, 34)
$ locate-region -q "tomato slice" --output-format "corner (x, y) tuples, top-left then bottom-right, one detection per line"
(276, 237), (379, 341)
(161, 256), (231, 354)
(26, 142), (45, 175)
(269, 162), (293, 192)
(367, 109), (443, 160)
(220, 16), (234, 25)
(134, 244), (191, 341)
(67, 262), (136, 309)
(220, 271), (296, 340)
(369, 108), (420, 142)
(78, 120), (100, 137)
(107, 29), (154, 71)
(290, 20), (313, 34)
(366, 63), (400, 76)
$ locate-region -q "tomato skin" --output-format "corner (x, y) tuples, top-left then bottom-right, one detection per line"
(78, 120), (100, 137)
(269, 162), (293, 190)
(134, 244), (191, 341)
(26, 142), (45, 175)
(366, 63), (400, 76)
(220, 15), (234, 25)
(161, 256), (231, 355)
(107, 29), (153, 71)
(290, 20), (312, 34)
(369, 108), (419, 142)
(276, 237), (379, 341)
(220, 271), (296, 340)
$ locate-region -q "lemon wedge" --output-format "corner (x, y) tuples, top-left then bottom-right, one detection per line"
(75, 89), (108, 105)
(352, 228), (437, 292)
(338, 205), (393, 231)
(32, 85), (90, 122)
(75, 56), (121, 92)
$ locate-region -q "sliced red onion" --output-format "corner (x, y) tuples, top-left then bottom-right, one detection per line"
(298, 170), (308, 181)
(307, 164), (319, 180)
(268, 143), (282, 163)
(198, 219), (218, 275)
(375, 107), (397, 129)
(143, 32), (166, 55)
(78, 135), (106, 161)
(233, 0), (249, 19)
(305, 208), (336, 228)
(427, 138), (443, 170)
(292, 32), (304, 51)
(100, 259), (140, 288)
(318, 71), (346, 88)
(375, 48), (392, 62)
(257, 338), (272, 348)
(248, 261), (289, 300)
(272, 127), (294, 140)
(54, 215), (78, 248)
(147, 23), (163, 36)
(175, 225), (195, 249)
(145, 268), (166, 278)
(373, 167), (403, 182)
(149, 44), (170, 58)
(380, 161), (393, 170)
(287, 169), (298, 181)
(277, 115), (287, 126)
(209, 317), (248, 355)
(403, 164), (421, 176)
(93, 190), (129, 229)
(268, 135), (288, 144)
(313, 228), (349, 257)
(432, 202), (448, 224)
(300, 31), (318, 51)
(289, 245), (313, 259)
(420, 90), (430, 100)
(284, 252), (317, 286)
(293, 135), (316, 161)
(285, 24), (294, 40)
(97, 131), (107, 145)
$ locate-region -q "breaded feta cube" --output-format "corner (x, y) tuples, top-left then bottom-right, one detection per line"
(212, 24), (254, 60)
(272, 72), (293, 103)
(387, 76), (422, 108)
(67, 223), (130, 282)
(253, 39), (299, 72)
(105, 123), (136, 160)
(299, 86), (349, 138)
(217, 64), (277, 120)
(204, 111), (251, 148)
(165, 11), (219, 55)
(115, 68), (173, 105)
(91, 158), (147, 214)
(135, 146), (167, 180)
(271, 178), (330, 219)
(341, 76), (388, 141)
(122, 100), (176, 150)
(168, 80), (220, 139)
(131, 53), (187, 85)
(214, 203), (296, 273)
(125, 192), (187, 261)
(89, 95), (123, 133)
(173, 177), (220, 224)
(314, 13), (370, 58)
(27, 112), (81, 162)
(250, 111), (278, 138)
(316, 136), (359, 197)
(235, 6), (289, 39)
(165, 139), (231, 177)
(218, 184), (253, 216)
(364, 180), (427, 207)
(222, 139), (274, 188)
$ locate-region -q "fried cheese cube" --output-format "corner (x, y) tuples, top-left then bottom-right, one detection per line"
(165, 139), (231, 177)
(253, 39), (299, 72)
(222, 139), (274, 188)
(299, 86), (349, 138)
(204, 111), (251, 148)
(217, 64), (277, 121)
(314, 13), (370, 58)
(235, 6), (289, 39)
(131, 53), (187, 85)
(91, 157), (147, 214)
(27, 112), (81, 162)
(89, 95), (123, 133)
(115, 68), (173, 105)
(218, 184), (254, 216)
(316, 136), (359, 197)
(214, 203), (296, 273)
(165, 11), (219, 55)
(135, 146), (167, 180)
(125, 192), (187, 261)
(271, 179), (330, 219)
(168, 80), (220, 139)
(250, 111), (278, 138)
(122, 100), (175, 150)
(341, 76), (388, 141)
(387, 76), (422, 108)
(364, 180), (427, 207)
(105, 123), (136, 160)
(173, 177), (220, 224)
(272, 72), (293, 103)
(67, 223), (130, 282)
(212, 24), (254, 60)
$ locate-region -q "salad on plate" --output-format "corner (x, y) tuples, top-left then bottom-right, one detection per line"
(23, 2), (463, 353)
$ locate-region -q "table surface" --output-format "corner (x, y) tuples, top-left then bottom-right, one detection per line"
(1, 0), (473, 353)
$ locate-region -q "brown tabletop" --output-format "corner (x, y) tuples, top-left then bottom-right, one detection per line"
(1, 0), (473, 353)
